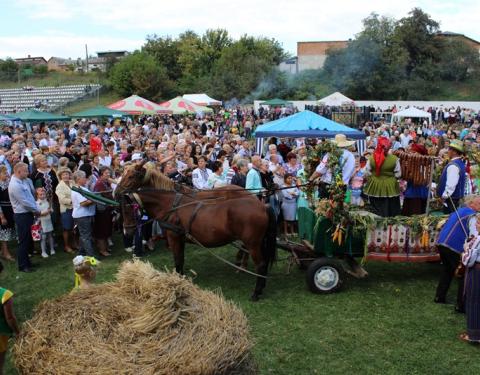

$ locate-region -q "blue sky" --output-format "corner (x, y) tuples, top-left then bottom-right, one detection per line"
(1, 0), (479, 60)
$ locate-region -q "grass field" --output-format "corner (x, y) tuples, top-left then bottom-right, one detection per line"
(61, 91), (123, 115)
(2, 237), (479, 374)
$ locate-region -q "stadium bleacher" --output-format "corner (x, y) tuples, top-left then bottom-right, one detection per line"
(0, 84), (101, 113)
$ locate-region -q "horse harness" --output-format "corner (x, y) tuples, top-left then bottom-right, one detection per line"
(127, 191), (215, 237)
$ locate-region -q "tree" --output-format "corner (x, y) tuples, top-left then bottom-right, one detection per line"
(143, 35), (181, 82)
(393, 8), (442, 78)
(0, 58), (18, 81)
(438, 39), (480, 81)
(109, 52), (171, 101)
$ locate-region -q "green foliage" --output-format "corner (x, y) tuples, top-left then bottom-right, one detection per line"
(109, 51), (172, 101)
(140, 30), (285, 100)
(0, 58), (18, 81)
(33, 64), (48, 75)
(323, 8), (480, 100)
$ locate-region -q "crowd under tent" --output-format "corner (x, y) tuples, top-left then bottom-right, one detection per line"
(391, 107), (432, 125)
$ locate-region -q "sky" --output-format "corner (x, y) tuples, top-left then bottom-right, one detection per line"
(1, 0), (479, 60)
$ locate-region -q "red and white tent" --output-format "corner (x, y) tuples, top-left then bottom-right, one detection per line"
(159, 96), (213, 115)
(108, 95), (172, 115)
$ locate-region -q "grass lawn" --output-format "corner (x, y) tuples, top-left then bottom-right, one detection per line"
(61, 91), (123, 115)
(2, 238), (480, 374)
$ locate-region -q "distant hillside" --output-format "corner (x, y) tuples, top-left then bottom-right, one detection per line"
(0, 71), (106, 89)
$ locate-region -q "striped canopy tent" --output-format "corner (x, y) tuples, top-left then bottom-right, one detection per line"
(159, 96), (213, 115)
(108, 95), (172, 115)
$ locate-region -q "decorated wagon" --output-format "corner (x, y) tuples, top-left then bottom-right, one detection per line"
(278, 207), (446, 294)
(278, 139), (448, 294)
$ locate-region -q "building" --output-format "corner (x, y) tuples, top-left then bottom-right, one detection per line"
(278, 57), (298, 74)
(47, 57), (78, 72)
(14, 55), (47, 66)
(96, 50), (129, 59)
(87, 50), (129, 72)
(436, 32), (480, 53)
(297, 41), (349, 71)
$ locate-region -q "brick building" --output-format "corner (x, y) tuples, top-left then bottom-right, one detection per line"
(14, 55), (47, 66)
(297, 41), (349, 71)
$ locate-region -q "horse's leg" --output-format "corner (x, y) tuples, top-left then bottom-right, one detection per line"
(247, 243), (267, 302)
(167, 232), (185, 274)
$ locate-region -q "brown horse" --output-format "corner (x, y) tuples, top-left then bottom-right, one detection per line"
(116, 163), (276, 301)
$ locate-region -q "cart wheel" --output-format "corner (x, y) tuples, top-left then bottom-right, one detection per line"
(306, 258), (345, 294)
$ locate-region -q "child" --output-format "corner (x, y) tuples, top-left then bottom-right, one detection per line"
(72, 255), (98, 290)
(36, 187), (55, 258)
(350, 156), (367, 207)
(0, 261), (20, 374)
(281, 174), (299, 237)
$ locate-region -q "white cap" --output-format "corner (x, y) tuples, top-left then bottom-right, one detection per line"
(131, 153), (143, 161)
(73, 255), (85, 267)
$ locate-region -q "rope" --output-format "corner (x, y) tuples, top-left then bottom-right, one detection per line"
(185, 233), (268, 279)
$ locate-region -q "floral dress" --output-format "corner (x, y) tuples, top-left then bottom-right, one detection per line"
(0, 179), (15, 241)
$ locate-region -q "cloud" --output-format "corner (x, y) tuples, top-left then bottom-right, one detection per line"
(4, 0), (480, 58)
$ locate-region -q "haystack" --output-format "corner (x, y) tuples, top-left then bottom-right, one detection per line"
(14, 260), (255, 375)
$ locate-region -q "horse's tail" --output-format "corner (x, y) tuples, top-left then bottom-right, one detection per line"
(262, 204), (277, 269)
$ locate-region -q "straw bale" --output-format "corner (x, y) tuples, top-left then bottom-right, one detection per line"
(14, 260), (256, 375)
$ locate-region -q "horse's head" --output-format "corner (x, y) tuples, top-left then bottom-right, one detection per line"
(119, 192), (142, 237)
(115, 162), (148, 196)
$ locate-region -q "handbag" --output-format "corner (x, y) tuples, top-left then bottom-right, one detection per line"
(31, 220), (42, 241)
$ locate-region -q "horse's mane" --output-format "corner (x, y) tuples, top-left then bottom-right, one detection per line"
(142, 163), (176, 191)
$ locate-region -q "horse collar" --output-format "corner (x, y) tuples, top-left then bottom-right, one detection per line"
(132, 192), (144, 210)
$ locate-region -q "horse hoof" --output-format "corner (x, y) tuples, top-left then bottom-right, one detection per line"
(251, 294), (260, 302)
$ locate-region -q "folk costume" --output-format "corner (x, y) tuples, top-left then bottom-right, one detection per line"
(437, 140), (466, 214)
(435, 207), (477, 311)
(402, 144), (429, 215)
(461, 235), (480, 342)
(364, 137), (401, 217)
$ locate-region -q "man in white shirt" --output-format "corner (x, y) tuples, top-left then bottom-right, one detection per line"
(192, 156), (213, 190)
(399, 129), (412, 148)
(309, 135), (356, 198)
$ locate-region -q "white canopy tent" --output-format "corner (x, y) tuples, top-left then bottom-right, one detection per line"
(391, 107), (432, 125)
(182, 93), (222, 106)
(318, 92), (355, 106)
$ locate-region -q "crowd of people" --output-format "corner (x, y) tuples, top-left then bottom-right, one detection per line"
(0, 103), (478, 361)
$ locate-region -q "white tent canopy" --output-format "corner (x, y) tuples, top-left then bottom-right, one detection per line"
(391, 107), (432, 125)
(182, 93), (222, 106)
(318, 92), (355, 106)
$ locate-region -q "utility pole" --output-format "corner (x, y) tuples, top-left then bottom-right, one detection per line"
(85, 44), (89, 73)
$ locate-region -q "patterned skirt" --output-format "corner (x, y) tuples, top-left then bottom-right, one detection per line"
(0, 227), (15, 242)
(466, 265), (480, 341)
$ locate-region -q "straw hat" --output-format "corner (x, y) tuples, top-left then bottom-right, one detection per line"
(332, 134), (355, 148)
(449, 139), (465, 154)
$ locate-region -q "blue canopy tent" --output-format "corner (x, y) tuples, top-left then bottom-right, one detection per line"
(254, 110), (365, 139)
